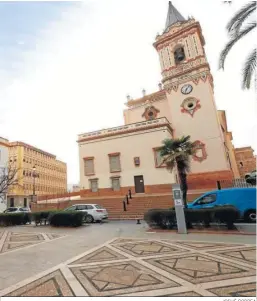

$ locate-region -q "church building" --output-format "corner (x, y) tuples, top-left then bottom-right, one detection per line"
(77, 2), (237, 196)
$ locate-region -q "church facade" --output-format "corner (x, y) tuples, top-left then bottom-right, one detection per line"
(78, 2), (237, 196)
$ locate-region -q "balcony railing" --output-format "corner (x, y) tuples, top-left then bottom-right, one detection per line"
(78, 117), (171, 141)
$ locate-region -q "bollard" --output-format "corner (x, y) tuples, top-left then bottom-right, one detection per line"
(137, 219), (141, 224)
(126, 194), (129, 205)
(129, 189), (132, 199)
(217, 181), (221, 190)
(123, 200), (127, 211)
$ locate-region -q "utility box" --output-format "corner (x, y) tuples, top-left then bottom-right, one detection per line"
(172, 183), (187, 234)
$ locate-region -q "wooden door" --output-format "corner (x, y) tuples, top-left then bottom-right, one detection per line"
(134, 175), (145, 193)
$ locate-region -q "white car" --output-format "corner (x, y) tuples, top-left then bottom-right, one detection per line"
(4, 207), (31, 213)
(64, 204), (108, 223)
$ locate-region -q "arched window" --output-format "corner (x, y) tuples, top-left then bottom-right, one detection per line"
(174, 47), (185, 64)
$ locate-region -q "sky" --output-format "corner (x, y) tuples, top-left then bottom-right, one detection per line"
(0, 0), (256, 186)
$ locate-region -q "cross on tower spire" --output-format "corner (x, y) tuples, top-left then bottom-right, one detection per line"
(165, 1), (185, 32)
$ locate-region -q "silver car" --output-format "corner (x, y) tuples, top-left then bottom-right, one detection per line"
(4, 207), (31, 213)
(64, 204), (108, 223)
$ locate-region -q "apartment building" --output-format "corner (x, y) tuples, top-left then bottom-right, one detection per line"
(0, 137), (9, 211)
(8, 141), (67, 207)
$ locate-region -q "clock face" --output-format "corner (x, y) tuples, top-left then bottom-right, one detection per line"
(181, 84), (193, 95)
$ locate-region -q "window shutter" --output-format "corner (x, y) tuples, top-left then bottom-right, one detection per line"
(155, 150), (163, 167)
(112, 178), (120, 191)
(84, 159), (94, 175)
(90, 180), (98, 192)
(110, 155), (121, 172)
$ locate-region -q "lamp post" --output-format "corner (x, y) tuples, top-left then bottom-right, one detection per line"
(32, 165), (36, 202)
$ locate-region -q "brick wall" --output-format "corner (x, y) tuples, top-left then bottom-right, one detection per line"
(235, 147), (256, 177)
(187, 170), (233, 190)
(36, 170), (231, 203)
(31, 192), (204, 219)
(37, 191), (81, 201)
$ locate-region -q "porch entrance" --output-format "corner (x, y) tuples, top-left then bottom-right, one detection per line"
(134, 175), (145, 193)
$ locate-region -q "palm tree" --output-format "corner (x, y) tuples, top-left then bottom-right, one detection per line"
(219, 1), (256, 89)
(160, 136), (195, 208)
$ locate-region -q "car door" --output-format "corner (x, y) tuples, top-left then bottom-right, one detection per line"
(191, 193), (217, 209)
(85, 205), (94, 217)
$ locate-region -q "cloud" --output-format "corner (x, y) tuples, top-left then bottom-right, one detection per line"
(0, 0), (256, 186)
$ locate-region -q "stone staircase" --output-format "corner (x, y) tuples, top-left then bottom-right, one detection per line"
(32, 191), (203, 220)
(32, 194), (174, 219)
(89, 195), (174, 220)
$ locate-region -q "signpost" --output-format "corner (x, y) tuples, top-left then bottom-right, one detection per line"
(172, 183), (187, 234)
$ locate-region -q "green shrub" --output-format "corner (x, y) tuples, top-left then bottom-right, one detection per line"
(184, 208), (212, 227)
(144, 209), (176, 229)
(31, 210), (60, 225)
(0, 213), (31, 226)
(144, 206), (240, 230)
(211, 205), (240, 229)
(48, 211), (86, 227)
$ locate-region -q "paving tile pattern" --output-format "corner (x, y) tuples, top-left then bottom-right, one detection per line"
(209, 282), (256, 297)
(145, 253), (255, 284)
(7, 270), (74, 296)
(0, 231), (65, 254)
(1, 237), (256, 297)
(113, 240), (188, 257)
(210, 247), (256, 265)
(70, 246), (127, 265)
(71, 261), (179, 296)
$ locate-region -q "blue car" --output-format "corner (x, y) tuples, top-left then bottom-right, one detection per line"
(187, 188), (256, 223)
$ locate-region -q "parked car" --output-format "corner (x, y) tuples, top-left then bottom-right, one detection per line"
(187, 188), (256, 223)
(245, 171), (256, 186)
(4, 207), (31, 213)
(64, 204), (108, 223)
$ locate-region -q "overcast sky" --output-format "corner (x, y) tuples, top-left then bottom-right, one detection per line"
(0, 0), (256, 186)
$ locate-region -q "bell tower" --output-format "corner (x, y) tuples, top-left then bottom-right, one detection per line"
(154, 2), (231, 175)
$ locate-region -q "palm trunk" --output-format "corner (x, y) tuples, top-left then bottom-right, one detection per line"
(178, 171), (188, 208)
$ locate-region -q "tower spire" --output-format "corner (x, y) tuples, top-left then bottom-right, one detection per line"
(165, 1), (185, 31)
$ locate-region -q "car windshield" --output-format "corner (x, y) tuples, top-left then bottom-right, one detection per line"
(95, 205), (104, 209)
(64, 207), (75, 211)
(6, 208), (18, 212)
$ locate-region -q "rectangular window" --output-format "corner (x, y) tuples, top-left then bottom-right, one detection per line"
(154, 148), (165, 167)
(84, 157), (94, 176)
(109, 154), (121, 172)
(111, 177), (120, 191)
(90, 179), (98, 192)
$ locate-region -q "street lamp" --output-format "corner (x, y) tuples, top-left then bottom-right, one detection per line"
(32, 165), (36, 201)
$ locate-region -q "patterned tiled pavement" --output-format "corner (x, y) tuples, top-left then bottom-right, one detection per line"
(0, 230), (65, 254)
(0, 235), (256, 297)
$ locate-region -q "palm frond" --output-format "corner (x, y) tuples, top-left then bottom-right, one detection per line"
(219, 22), (256, 69)
(165, 160), (176, 173)
(160, 136), (194, 175)
(242, 48), (257, 89)
(226, 1), (256, 34)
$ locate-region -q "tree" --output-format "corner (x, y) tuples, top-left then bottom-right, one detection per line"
(0, 163), (23, 201)
(219, 1), (256, 90)
(160, 136), (195, 208)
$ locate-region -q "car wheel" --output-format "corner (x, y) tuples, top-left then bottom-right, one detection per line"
(85, 215), (94, 223)
(244, 210), (256, 223)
